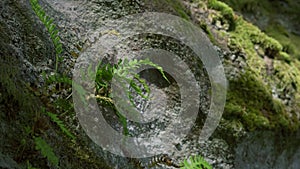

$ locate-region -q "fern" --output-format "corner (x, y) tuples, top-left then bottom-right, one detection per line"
(95, 62), (116, 94)
(27, 161), (39, 169)
(94, 58), (164, 101)
(44, 111), (75, 140)
(44, 73), (72, 85)
(94, 58), (169, 135)
(30, 0), (63, 73)
(109, 58), (168, 99)
(34, 137), (59, 167)
(181, 155), (212, 169)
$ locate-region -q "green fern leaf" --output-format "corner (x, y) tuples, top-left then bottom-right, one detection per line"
(45, 18), (54, 28)
(34, 137), (59, 167)
(49, 24), (56, 33)
(181, 155), (212, 169)
(27, 161), (39, 169)
(50, 29), (59, 38)
(55, 44), (63, 54)
(44, 111), (75, 140)
(94, 58), (169, 136)
(30, 0), (63, 73)
(42, 15), (49, 23)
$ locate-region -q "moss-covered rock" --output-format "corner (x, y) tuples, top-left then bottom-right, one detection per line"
(2, 0), (300, 168)
(229, 17), (283, 60)
(225, 70), (292, 131)
(219, 0), (300, 60)
(205, 0), (300, 132)
(207, 0), (236, 31)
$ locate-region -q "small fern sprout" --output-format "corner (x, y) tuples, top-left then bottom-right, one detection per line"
(181, 155), (212, 169)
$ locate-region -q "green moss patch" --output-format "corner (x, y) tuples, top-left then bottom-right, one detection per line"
(151, 0), (191, 20)
(199, 21), (217, 45)
(265, 23), (300, 60)
(166, 0), (191, 20)
(224, 70), (297, 131)
(207, 0), (236, 31)
(220, 0), (300, 60)
(229, 17), (282, 60)
(189, 0), (300, 132)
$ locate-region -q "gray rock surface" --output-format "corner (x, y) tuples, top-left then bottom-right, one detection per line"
(0, 153), (21, 169)
(1, 0), (299, 168)
(235, 130), (300, 169)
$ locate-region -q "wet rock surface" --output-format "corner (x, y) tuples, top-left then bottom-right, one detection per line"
(235, 130), (300, 169)
(1, 0), (299, 168)
(0, 153), (21, 169)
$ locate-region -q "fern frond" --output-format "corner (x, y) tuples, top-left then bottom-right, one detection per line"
(27, 160), (39, 169)
(134, 58), (170, 83)
(94, 58), (169, 136)
(44, 111), (75, 140)
(29, 0), (63, 73)
(34, 137), (59, 167)
(114, 58), (169, 100)
(46, 74), (72, 85)
(129, 75), (150, 99)
(181, 155), (212, 169)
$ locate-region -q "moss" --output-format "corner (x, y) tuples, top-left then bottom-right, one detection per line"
(224, 102), (244, 119)
(212, 1), (285, 59)
(261, 36), (282, 59)
(278, 51), (291, 64)
(233, 72), (272, 110)
(224, 70), (298, 131)
(199, 21), (217, 44)
(197, 0), (300, 133)
(266, 23), (300, 60)
(273, 61), (300, 92)
(227, 72), (298, 131)
(192, 0), (300, 133)
(271, 99), (285, 115)
(228, 18), (256, 52)
(272, 113), (290, 129)
(218, 0), (268, 13)
(229, 17), (283, 60)
(225, 71), (269, 130)
(295, 95), (300, 109)
(220, 0), (300, 60)
(242, 112), (270, 131)
(207, 0), (236, 31)
(223, 119), (244, 132)
(167, 0), (191, 20)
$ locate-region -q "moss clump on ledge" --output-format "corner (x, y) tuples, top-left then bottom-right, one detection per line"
(224, 70), (298, 131)
(278, 51), (291, 63)
(166, 0), (191, 20)
(219, 0), (300, 60)
(184, 0), (300, 132)
(151, 0), (191, 20)
(229, 17), (283, 60)
(199, 21), (217, 45)
(207, 0), (236, 31)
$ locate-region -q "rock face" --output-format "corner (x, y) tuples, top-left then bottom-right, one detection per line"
(0, 0), (55, 81)
(235, 130), (300, 169)
(0, 153), (20, 169)
(1, 0), (299, 168)
(0, 0), (114, 168)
